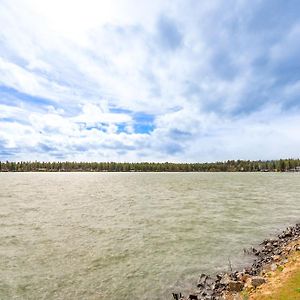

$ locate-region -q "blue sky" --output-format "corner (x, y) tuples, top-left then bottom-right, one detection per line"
(0, 0), (300, 162)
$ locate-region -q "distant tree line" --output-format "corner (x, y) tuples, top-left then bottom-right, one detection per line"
(1, 159), (300, 172)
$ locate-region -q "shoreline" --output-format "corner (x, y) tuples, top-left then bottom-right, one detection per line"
(172, 223), (300, 300)
(245, 240), (300, 300)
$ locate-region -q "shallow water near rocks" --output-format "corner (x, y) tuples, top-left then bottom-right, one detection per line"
(0, 172), (299, 300)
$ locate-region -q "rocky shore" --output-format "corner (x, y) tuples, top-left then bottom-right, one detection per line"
(172, 223), (300, 300)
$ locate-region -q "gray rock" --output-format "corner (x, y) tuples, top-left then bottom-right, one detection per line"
(220, 274), (231, 285)
(251, 276), (266, 288)
(270, 263), (277, 271)
(227, 281), (244, 292)
(197, 274), (207, 287)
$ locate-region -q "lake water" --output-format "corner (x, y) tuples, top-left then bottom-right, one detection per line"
(0, 172), (299, 299)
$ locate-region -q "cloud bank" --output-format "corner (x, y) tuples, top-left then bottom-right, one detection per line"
(1, 0), (300, 162)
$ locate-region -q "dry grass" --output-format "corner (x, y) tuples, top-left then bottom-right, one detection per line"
(249, 246), (300, 300)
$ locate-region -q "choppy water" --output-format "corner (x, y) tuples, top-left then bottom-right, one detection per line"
(0, 172), (299, 300)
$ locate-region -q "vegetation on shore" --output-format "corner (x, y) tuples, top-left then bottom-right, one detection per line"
(1, 158), (300, 172)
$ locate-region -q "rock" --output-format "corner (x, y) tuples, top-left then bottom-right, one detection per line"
(251, 276), (266, 288)
(270, 263), (277, 271)
(220, 274), (231, 285)
(205, 276), (214, 286)
(272, 255), (280, 261)
(197, 274), (207, 287)
(172, 224), (300, 300)
(244, 277), (253, 289)
(237, 272), (250, 283)
(172, 292), (183, 300)
(227, 281), (244, 292)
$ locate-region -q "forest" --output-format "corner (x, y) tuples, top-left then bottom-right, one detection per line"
(1, 159), (300, 172)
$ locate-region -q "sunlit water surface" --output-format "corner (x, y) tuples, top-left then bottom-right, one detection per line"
(0, 172), (299, 300)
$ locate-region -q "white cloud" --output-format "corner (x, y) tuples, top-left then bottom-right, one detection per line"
(0, 0), (300, 161)
(74, 103), (131, 125)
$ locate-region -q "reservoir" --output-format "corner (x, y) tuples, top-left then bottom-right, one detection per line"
(0, 172), (299, 299)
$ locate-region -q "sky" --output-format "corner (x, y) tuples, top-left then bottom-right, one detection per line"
(0, 0), (300, 162)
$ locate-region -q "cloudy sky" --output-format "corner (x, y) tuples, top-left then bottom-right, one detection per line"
(0, 0), (300, 162)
